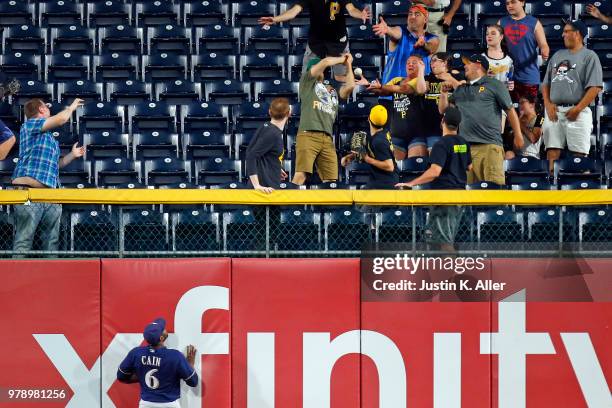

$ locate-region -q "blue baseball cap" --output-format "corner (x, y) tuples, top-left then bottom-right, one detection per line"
(143, 318), (166, 345)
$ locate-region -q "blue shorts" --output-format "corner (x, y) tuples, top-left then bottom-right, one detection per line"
(0, 119), (14, 143)
(391, 135), (441, 152)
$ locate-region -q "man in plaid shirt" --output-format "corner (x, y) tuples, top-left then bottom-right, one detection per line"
(11, 98), (85, 256)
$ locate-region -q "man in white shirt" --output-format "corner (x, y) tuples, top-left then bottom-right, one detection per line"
(413, 0), (463, 52)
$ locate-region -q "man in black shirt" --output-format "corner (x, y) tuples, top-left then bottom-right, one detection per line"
(259, 0), (370, 81)
(341, 105), (398, 189)
(395, 107), (471, 251)
(246, 98), (290, 193)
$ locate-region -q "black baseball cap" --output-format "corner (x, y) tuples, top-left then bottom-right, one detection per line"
(461, 54), (489, 71)
(442, 107), (462, 128)
(562, 19), (588, 38)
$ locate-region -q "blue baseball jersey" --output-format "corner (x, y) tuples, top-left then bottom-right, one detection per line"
(117, 346), (198, 403)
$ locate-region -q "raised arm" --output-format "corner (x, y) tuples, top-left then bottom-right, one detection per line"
(41, 98), (84, 132)
(373, 17), (402, 43)
(346, 3), (371, 23)
(258, 4), (303, 25)
(338, 54), (356, 100)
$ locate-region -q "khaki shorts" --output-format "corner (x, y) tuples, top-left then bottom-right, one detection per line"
(468, 144), (505, 185)
(295, 131), (338, 181)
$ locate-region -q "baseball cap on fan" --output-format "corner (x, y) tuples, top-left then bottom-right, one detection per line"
(143, 318), (166, 345)
(461, 54), (490, 71)
(562, 18), (588, 38)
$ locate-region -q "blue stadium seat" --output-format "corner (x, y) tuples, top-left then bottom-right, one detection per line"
(376, 0), (409, 27)
(205, 79), (250, 105)
(122, 209), (169, 252)
(528, 1), (570, 25)
(0, 1), (33, 27)
(93, 157), (139, 186)
(240, 52), (285, 81)
(286, 101), (301, 134)
(447, 18), (480, 53)
(148, 25), (192, 55)
(601, 132), (612, 159)
(184, 1), (227, 27)
(87, 0), (131, 28)
(339, 101), (372, 134)
(109, 80), (152, 105)
(273, 209), (321, 251)
(346, 25), (384, 54)
(94, 53), (140, 83)
(223, 209), (261, 251)
(181, 101), (229, 133)
(50, 26), (95, 55)
(398, 156), (428, 183)
(601, 53), (612, 80)
(195, 157), (240, 186)
(233, 102), (269, 133)
(59, 157), (90, 186)
(579, 209), (612, 242)
(601, 104), (612, 134)
(526, 208), (572, 243)
(3, 26), (46, 55)
(0, 155), (18, 186)
(543, 24), (564, 55)
(505, 156), (549, 185)
(84, 131), (130, 160)
(473, 1), (506, 29)
(477, 209), (524, 243)
(254, 79), (299, 103)
(377, 208), (424, 244)
(196, 24), (240, 54)
(510, 181), (553, 190)
(560, 180), (603, 190)
(575, 2), (612, 26)
(192, 53), (236, 81)
(40, 0), (83, 27)
(46, 53), (90, 82)
(467, 181), (505, 190)
(184, 131), (231, 160)
(171, 209), (220, 251)
(232, 1), (276, 27)
(144, 156), (189, 186)
(133, 131), (180, 159)
(352, 52), (382, 82)
(58, 80), (103, 104)
(325, 209), (372, 251)
(12, 79), (53, 106)
(70, 209), (118, 251)
(135, 0), (179, 27)
(143, 53), (188, 82)
(289, 26), (309, 55)
(77, 101), (124, 134)
(99, 26), (143, 54)
(130, 101), (177, 133)
(1, 53), (41, 80)
(555, 156), (602, 185)
(243, 25), (288, 53)
(157, 80), (201, 105)
(346, 161), (371, 186)
(287, 54), (305, 82)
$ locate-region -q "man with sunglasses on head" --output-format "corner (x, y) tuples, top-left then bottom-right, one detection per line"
(117, 318), (199, 408)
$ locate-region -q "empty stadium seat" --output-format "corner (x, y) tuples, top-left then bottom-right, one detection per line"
(254, 79), (299, 103)
(376, 0), (409, 27)
(559, 180), (604, 190)
(377, 207), (423, 244)
(398, 156), (428, 183)
(579, 209), (612, 242)
(157, 80), (202, 105)
(346, 25), (384, 54)
(93, 157), (139, 186)
(1, 53), (41, 80)
(3, 26), (46, 55)
(58, 80), (103, 104)
(526, 208), (573, 243)
(99, 26), (143, 54)
(223, 209), (261, 251)
(273, 209), (321, 251)
(70, 209), (118, 251)
(181, 101), (229, 133)
(77, 102), (124, 134)
(46, 53), (90, 82)
(505, 156), (549, 185)
(109, 80), (152, 105)
(171, 209), (220, 251)
(136, 0), (179, 28)
(192, 53), (236, 81)
(290, 26), (309, 55)
(87, 0), (131, 28)
(50, 26), (95, 54)
(196, 24), (240, 54)
(148, 25), (192, 55)
(59, 157), (90, 186)
(195, 157), (240, 186)
(232, 1), (276, 27)
(183, 131), (231, 160)
(145, 156), (189, 186)
(184, 1), (227, 27)
(243, 25), (288, 53)
(528, 1), (570, 25)
(12, 79), (53, 106)
(0, 155), (18, 186)
(94, 53), (140, 83)
(555, 156), (602, 185)
(40, 0), (83, 27)
(204, 79), (249, 105)
(447, 18), (480, 53)
(325, 209), (372, 251)
(543, 24), (564, 55)
(0, 1), (33, 27)
(510, 181), (553, 190)
(233, 102), (270, 133)
(122, 209), (169, 252)
(143, 53), (188, 82)
(133, 131), (180, 159)
(346, 161), (371, 185)
(467, 181), (505, 190)
(477, 209), (524, 243)
(473, 1), (506, 28)
(339, 101), (372, 134)
(240, 52), (285, 81)
(84, 131), (129, 159)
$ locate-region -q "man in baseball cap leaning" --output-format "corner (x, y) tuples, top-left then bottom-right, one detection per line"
(341, 104), (399, 189)
(117, 318), (200, 408)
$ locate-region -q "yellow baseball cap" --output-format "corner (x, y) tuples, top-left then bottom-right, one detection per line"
(369, 105), (388, 127)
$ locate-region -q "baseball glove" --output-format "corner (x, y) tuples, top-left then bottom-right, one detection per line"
(350, 131), (368, 163)
(0, 78), (21, 99)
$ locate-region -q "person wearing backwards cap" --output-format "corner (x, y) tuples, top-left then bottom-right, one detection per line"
(341, 105), (398, 189)
(439, 54), (523, 186)
(396, 107), (471, 251)
(117, 318), (199, 408)
(541, 19), (603, 171)
(293, 53), (356, 185)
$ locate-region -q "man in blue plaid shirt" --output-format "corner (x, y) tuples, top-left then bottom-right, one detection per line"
(11, 98), (85, 256)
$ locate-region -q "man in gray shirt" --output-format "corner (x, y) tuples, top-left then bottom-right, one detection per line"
(439, 54), (523, 185)
(542, 19), (603, 169)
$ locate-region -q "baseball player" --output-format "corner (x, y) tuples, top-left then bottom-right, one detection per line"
(117, 318), (199, 408)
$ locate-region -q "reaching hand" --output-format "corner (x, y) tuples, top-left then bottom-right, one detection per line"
(442, 13), (453, 26)
(71, 142), (85, 158)
(355, 76), (370, 86)
(255, 185), (274, 194)
(69, 98), (84, 111)
(280, 169), (288, 180)
(373, 16), (389, 37)
(343, 53), (354, 66)
(185, 345), (197, 367)
(361, 6), (372, 23)
(586, 4), (603, 19)
(258, 16), (276, 25)
(367, 79), (382, 91)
